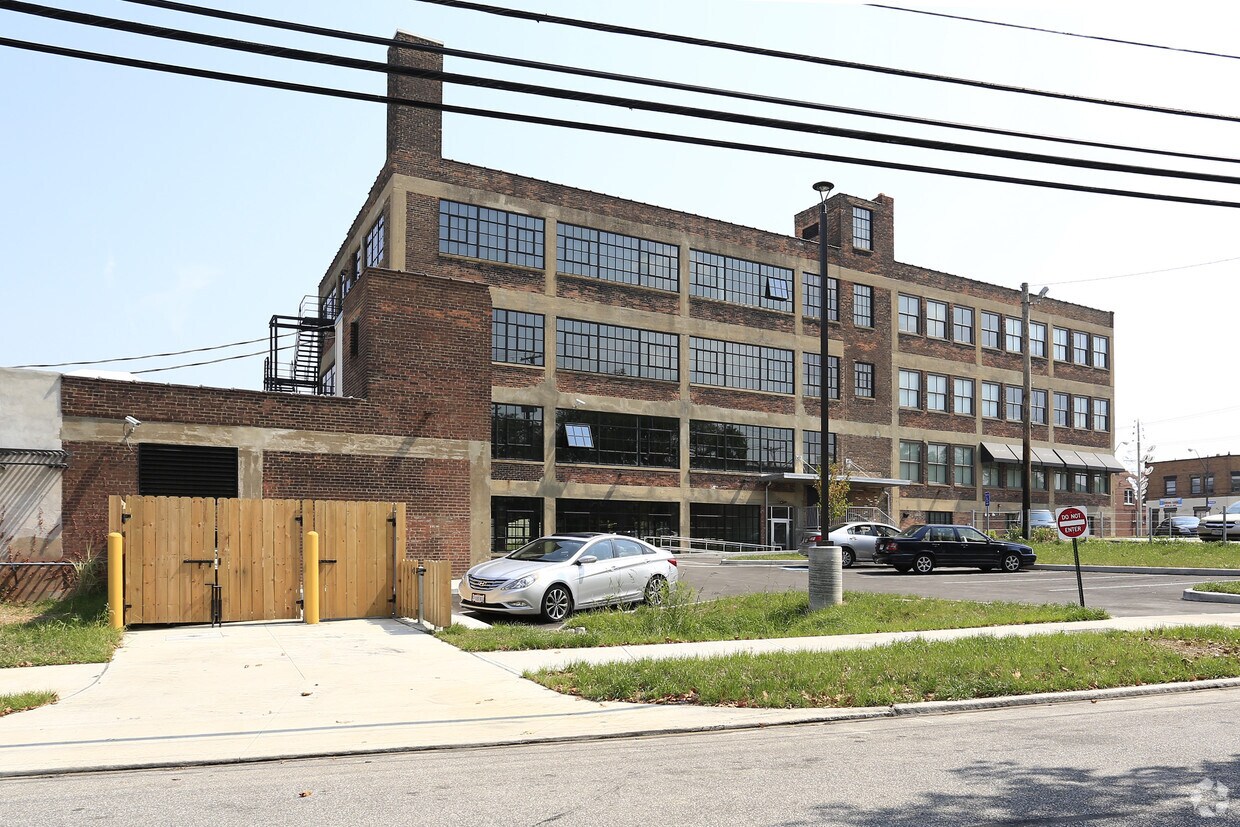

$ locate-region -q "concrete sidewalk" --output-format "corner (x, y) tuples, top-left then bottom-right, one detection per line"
(5, 613), (1240, 777)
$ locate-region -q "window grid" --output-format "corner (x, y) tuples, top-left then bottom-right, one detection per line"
(953, 378), (974, 416)
(556, 409), (678, 467)
(899, 369), (921, 409)
(1073, 396), (1090, 429)
(1053, 392), (1070, 426)
(1053, 328), (1069, 361)
(855, 362), (874, 398)
(1093, 335), (1109, 369)
(1093, 398), (1110, 431)
(899, 441), (922, 483)
(803, 429), (821, 469)
(981, 312), (1000, 349)
(690, 250), (793, 311)
(439, 200), (545, 268)
(1031, 389), (1047, 425)
(898, 295), (920, 334)
(492, 309), (545, 366)
(1073, 331), (1090, 365)
(365, 213), (386, 268)
(852, 206), (873, 249)
(556, 318), (678, 381)
(954, 446), (975, 485)
(492, 404), (543, 461)
(804, 353), (820, 398)
(1030, 322), (1047, 358)
(953, 306), (974, 344)
(926, 374), (947, 412)
(690, 337), (793, 394)
(556, 223), (679, 291)
(1006, 386), (1023, 422)
(827, 356), (839, 399)
(1005, 318), (1023, 353)
(926, 300), (947, 339)
(981, 382), (1000, 419)
(853, 284), (873, 327)
(927, 443), (948, 484)
(689, 420), (794, 473)
(802, 273), (840, 321)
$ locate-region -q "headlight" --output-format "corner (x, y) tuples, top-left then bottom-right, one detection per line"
(502, 575), (536, 591)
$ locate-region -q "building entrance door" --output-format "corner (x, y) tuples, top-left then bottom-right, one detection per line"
(770, 519), (791, 549)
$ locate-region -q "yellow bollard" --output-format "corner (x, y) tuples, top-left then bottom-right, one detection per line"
(107, 531), (124, 630)
(303, 530), (320, 624)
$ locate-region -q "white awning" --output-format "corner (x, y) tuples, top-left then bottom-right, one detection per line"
(1031, 446), (1065, 466)
(981, 441), (1021, 463)
(1079, 451), (1107, 470)
(1092, 452), (1126, 472)
(1055, 449), (1087, 469)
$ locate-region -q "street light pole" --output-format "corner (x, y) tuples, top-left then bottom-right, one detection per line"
(814, 181), (834, 529)
(1021, 283), (1048, 540)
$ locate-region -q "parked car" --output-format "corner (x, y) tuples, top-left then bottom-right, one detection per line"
(1029, 510), (1056, 530)
(1154, 516), (1201, 537)
(460, 533), (679, 622)
(874, 524), (1037, 574)
(1199, 503), (1240, 541)
(798, 522), (902, 567)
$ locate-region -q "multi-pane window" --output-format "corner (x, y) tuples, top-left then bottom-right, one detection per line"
(954, 446), (974, 485)
(556, 409), (678, 467)
(981, 382), (1000, 418)
(926, 300), (947, 339)
(1033, 467), (1047, 491)
(492, 309), (544, 366)
(1005, 318), (1022, 353)
(1006, 386), (1023, 422)
(1054, 470), (1069, 492)
(1191, 475), (1203, 495)
(855, 362), (874, 398)
(1232, 470), (1240, 492)
(1031, 389), (1047, 425)
(827, 356), (840, 399)
(1073, 331), (1090, 365)
(556, 223), (679, 292)
(1093, 335), (1109, 369)
(853, 285), (873, 327)
(899, 441), (922, 482)
(439, 200), (544, 268)
(827, 432), (837, 464)
(898, 369), (921, 408)
(804, 353), (820, 398)
(557, 319), (678, 381)
(1006, 465), (1022, 489)
(898, 295), (920, 334)
(1073, 472), (1089, 494)
(803, 429), (821, 469)
(1206, 474), (1216, 494)
(492, 496), (543, 553)
(953, 378), (974, 415)
(1053, 327), (1069, 361)
(364, 213), (386, 268)
(1093, 398), (1110, 431)
(1165, 477), (1177, 496)
(803, 273), (839, 321)
(690, 251), (793, 311)
(982, 463), (999, 487)
(1092, 474), (1111, 495)
(492, 404), (543, 461)
(953, 306), (974, 344)
(852, 206), (873, 249)
(1029, 322), (1047, 358)
(690, 337), (793, 394)
(1073, 396), (1090, 429)
(981, 312), (1000, 349)
(927, 443), (948, 484)
(926, 374), (947, 412)
(689, 420), (793, 472)
(1053, 392), (1070, 426)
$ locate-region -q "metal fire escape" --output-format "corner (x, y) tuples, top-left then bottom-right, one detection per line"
(263, 294), (335, 394)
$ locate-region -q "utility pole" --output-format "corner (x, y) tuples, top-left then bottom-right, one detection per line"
(1135, 420), (1144, 538)
(1020, 283), (1046, 540)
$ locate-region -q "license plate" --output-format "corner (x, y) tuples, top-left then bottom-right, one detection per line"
(475, 592), (486, 604)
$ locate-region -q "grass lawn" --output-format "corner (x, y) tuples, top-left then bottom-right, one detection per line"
(0, 690), (56, 717)
(438, 590), (1107, 652)
(533, 625), (1240, 708)
(1033, 540), (1240, 569)
(1193, 582), (1240, 595)
(0, 592), (123, 668)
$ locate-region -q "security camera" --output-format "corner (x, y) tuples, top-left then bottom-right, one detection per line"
(124, 416), (141, 427)
(573, 399), (585, 408)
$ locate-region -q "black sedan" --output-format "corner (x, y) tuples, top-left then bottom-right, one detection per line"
(1154, 516), (1200, 537)
(874, 524), (1037, 574)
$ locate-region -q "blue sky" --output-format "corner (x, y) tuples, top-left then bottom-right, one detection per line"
(2, 0), (1238, 464)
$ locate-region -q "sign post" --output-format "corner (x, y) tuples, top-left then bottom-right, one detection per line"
(1056, 506), (1090, 607)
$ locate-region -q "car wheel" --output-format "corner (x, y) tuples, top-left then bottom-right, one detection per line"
(1001, 553), (1022, 573)
(540, 584), (574, 622)
(894, 566), (911, 574)
(840, 547), (855, 568)
(644, 574), (669, 606)
(912, 554), (934, 575)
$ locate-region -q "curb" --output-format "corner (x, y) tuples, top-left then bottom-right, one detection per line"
(1183, 588), (1240, 605)
(7, 677), (1240, 779)
(1036, 564), (1240, 577)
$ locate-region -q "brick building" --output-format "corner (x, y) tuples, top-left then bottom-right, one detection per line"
(1150, 454), (1240, 521)
(299, 33), (1121, 553)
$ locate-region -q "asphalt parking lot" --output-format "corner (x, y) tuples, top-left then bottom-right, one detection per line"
(678, 557), (1240, 618)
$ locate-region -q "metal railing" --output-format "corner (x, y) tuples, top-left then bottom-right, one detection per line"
(643, 535), (783, 555)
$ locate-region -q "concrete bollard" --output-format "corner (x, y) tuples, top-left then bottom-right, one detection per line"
(808, 545), (843, 610)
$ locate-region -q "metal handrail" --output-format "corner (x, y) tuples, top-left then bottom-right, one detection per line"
(642, 535), (783, 555)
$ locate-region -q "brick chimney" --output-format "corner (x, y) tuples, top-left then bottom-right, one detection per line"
(387, 31), (443, 170)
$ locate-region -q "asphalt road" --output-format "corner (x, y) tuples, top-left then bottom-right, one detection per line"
(678, 558), (1240, 618)
(9, 690), (1240, 825)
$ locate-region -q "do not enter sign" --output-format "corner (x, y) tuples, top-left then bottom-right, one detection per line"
(1056, 507), (1090, 540)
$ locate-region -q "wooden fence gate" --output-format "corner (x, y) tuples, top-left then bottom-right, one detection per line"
(109, 496), (411, 625)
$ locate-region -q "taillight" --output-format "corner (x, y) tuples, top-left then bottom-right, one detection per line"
(667, 557), (678, 567)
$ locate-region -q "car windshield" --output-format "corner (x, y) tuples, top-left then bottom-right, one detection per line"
(1227, 502), (1240, 515)
(1172, 517), (1198, 525)
(1030, 510), (1053, 520)
(897, 525), (926, 538)
(507, 538), (585, 562)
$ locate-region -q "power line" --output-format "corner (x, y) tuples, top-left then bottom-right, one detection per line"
(6, 331), (295, 369)
(116, 0), (1240, 169)
(408, 0), (1240, 125)
(869, 5), (1240, 62)
(7, 35), (1240, 209)
(1040, 255), (1240, 287)
(16, 3), (1240, 188)
(1146, 403), (1240, 426)
(131, 346), (289, 374)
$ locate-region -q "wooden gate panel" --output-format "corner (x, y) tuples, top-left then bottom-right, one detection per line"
(309, 500), (396, 620)
(218, 498), (299, 622)
(115, 496), (211, 625)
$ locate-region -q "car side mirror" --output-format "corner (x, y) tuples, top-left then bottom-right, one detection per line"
(577, 555), (597, 565)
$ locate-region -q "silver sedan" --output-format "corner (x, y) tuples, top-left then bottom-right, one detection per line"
(800, 522), (902, 567)
(459, 533), (679, 622)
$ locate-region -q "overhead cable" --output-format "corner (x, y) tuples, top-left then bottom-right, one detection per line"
(113, 0), (1240, 168)
(1040, 255), (1240, 286)
(131, 346), (287, 374)
(6, 35), (1240, 209)
(12, 2), (1240, 187)
(405, 0), (1240, 124)
(6, 331), (295, 369)
(869, 5), (1240, 62)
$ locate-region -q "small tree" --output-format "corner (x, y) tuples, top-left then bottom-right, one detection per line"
(814, 461), (852, 525)
(1118, 422), (1154, 536)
